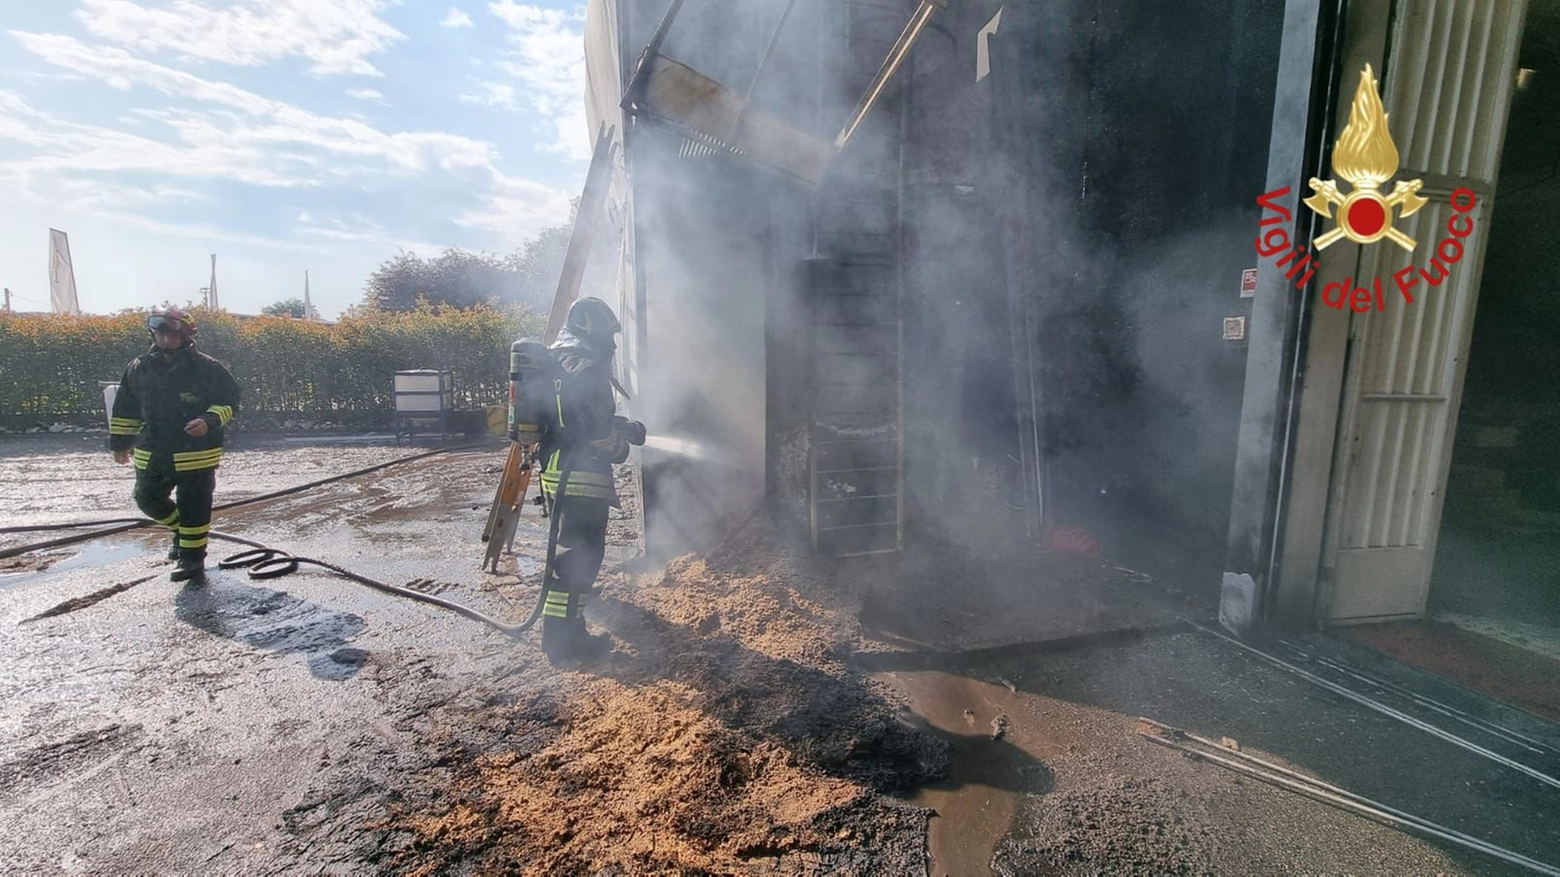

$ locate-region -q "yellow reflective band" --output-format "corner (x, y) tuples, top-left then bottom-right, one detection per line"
(155, 511), (180, 526)
(173, 448), (224, 461)
(178, 536), (210, 549)
(205, 405), (233, 425)
(554, 379), (566, 428)
(173, 448), (223, 471)
(539, 480), (613, 490)
(543, 484), (615, 500)
(177, 523), (211, 535)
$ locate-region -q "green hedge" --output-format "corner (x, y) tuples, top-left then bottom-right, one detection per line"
(0, 304), (545, 431)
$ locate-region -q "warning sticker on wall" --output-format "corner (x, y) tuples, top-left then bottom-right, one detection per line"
(1240, 267), (1258, 298)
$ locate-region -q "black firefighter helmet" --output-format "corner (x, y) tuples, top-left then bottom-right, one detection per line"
(563, 297), (621, 350)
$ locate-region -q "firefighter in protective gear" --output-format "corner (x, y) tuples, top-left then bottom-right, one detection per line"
(109, 304), (241, 583)
(539, 297), (646, 663)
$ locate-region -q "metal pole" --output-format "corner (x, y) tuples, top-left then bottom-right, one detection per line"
(621, 0), (688, 113)
(834, 0), (941, 149)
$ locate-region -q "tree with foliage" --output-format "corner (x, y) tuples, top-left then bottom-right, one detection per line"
(360, 200), (578, 313)
(262, 298), (308, 318)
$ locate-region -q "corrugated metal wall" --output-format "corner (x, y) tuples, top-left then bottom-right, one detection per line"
(1324, 0), (1526, 621)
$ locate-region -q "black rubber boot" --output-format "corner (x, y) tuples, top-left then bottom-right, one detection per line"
(542, 617), (610, 665)
(166, 534), (180, 562)
(170, 550), (206, 583)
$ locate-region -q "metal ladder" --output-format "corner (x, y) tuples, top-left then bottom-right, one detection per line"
(806, 0), (909, 556)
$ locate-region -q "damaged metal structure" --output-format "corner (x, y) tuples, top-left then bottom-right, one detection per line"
(586, 0), (1545, 637)
(585, 0), (1285, 581)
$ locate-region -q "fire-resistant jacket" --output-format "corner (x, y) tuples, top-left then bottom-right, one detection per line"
(539, 341), (628, 506)
(109, 344), (241, 472)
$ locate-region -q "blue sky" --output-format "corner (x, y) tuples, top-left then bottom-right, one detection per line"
(0, 0), (592, 319)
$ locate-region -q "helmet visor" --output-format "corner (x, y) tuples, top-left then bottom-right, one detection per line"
(147, 315), (184, 332)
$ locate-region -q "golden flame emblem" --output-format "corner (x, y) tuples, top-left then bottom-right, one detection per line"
(1305, 64), (1428, 251)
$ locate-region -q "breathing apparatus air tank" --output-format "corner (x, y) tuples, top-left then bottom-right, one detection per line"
(507, 338), (556, 446)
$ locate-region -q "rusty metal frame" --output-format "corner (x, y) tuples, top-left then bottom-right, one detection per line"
(618, 0), (944, 186)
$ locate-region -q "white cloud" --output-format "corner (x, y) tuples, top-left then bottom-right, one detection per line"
(76, 0), (404, 77)
(483, 1), (589, 160)
(441, 8), (474, 28)
(454, 169), (573, 245)
(346, 87), (387, 105)
(0, 19), (581, 309)
(460, 81), (517, 110)
(298, 212), (454, 254)
(6, 33), (498, 184)
(108, 209), (327, 250)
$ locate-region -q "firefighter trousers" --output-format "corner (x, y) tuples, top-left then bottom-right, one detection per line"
(134, 466), (216, 561)
(541, 495), (610, 622)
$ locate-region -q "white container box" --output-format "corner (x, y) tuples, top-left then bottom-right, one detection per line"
(393, 370), (452, 413)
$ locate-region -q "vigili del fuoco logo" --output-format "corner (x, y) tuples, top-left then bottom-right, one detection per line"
(1253, 64), (1477, 313)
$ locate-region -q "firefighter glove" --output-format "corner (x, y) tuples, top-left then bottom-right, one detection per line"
(618, 418), (647, 446)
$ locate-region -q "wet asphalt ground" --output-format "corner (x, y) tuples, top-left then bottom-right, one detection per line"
(0, 434), (577, 873)
(4, 434), (1560, 875)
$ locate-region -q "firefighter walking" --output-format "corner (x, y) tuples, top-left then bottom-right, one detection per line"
(538, 297), (645, 663)
(109, 304), (241, 583)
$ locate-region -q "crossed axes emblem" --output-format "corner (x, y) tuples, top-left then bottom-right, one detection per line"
(1304, 177), (1429, 251)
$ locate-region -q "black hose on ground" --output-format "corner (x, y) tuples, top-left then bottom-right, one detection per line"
(0, 518), (145, 534)
(3, 441), (574, 641)
(204, 466), (571, 638)
(0, 442), (490, 556)
(210, 530), (539, 637)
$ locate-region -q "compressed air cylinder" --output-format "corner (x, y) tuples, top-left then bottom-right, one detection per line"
(508, 338), (552, 445)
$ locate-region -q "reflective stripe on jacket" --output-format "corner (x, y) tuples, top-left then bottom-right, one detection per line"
(539, 343), (623, 506)
(109, 344), (241, 471)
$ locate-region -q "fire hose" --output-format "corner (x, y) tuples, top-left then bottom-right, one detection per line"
(0, 443), (488, 556)
(209, 465), (573, 637)
(2, 446), (575, 640)
(210, 531), (538, 637)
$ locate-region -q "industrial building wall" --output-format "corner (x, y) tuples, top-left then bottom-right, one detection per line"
(631, 141), (790, 561)
(897, 0), (1023, 562)
(987, 0), (1289, 597)
(612, 0), (1289, 587)
(612, 0), (823, 561)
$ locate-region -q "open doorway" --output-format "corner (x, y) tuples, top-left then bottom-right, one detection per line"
(1339, 2), (1560, 720)
(1430, 3), (1560, 644)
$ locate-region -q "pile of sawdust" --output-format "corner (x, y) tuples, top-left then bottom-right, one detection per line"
(391, 516), (946, 874)
(627, 524), (865, 666)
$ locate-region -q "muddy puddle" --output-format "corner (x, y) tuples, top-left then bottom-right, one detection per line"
(881, 670), (1056, 876)
(0, 542), (142, 588)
